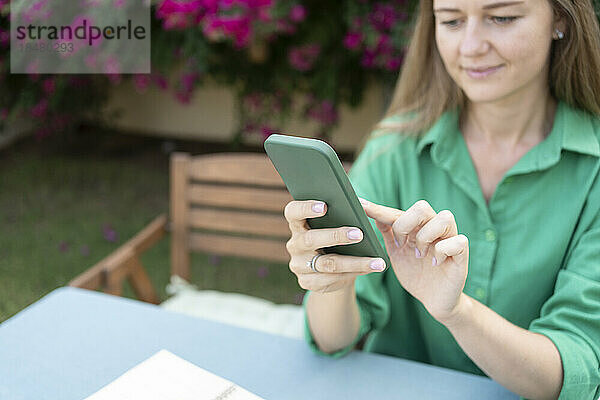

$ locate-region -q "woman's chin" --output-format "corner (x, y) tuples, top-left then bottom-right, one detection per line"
(461, 88), (513, 105)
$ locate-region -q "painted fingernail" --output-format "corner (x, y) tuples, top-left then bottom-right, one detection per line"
(312, 202), (325, 213)
(415, 247), (422, 258)
(347, 229), (362, 240)
(432, 257), (437, 266)
(370, 259), (386, 271)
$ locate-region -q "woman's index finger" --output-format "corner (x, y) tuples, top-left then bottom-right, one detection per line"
(359, 198), (404, 226)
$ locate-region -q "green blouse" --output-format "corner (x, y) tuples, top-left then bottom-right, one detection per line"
(303, 101), (600, 399)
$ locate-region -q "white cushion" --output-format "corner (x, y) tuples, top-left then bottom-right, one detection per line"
(160, 275), (304, 340)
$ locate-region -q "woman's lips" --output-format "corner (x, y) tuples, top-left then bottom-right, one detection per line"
(464, 65), (504, 79)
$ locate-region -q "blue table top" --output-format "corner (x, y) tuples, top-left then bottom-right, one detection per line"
(0, 287), (518, 400)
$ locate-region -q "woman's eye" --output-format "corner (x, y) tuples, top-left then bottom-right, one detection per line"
(441, 19), (462, 28)
(490, 16), (518, 24)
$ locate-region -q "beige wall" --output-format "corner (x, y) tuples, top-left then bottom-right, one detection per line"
(104, 80), (386, 152)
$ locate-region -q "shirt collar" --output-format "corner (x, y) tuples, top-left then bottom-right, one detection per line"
(415, 110), (455, 158)
(558, 102), (600, 157)
(415, 101), (600, 160)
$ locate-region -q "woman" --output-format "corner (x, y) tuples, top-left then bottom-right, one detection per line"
(284, 1), (600, 399)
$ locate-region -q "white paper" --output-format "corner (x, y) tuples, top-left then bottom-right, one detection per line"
(85, 350), (264, 400)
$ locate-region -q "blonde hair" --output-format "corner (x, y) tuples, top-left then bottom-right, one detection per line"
(375, 0), (600, 138)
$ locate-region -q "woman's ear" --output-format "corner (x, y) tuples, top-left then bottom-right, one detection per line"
(552, 9), (567, 39)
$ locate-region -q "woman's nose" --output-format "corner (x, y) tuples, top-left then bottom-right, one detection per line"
(459, 19), (489, 57)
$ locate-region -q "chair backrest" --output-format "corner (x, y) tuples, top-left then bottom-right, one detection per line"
(170, 151), (353, 281)
(170, 152), (293, 281)
(170, 152), (353, 281)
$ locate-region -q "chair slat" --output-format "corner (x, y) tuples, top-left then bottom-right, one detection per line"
(189, 233), (289, 263)
(171, 153), (192, 280)
(189, 208), (290, 238)
(188, 184), (292, 212)
(188, 153), (285, 187)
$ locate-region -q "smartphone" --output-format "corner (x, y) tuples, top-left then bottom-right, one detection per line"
(264, 133), (389, 266)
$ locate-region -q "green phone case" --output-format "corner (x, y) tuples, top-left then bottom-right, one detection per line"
(264, 134), (389, 265)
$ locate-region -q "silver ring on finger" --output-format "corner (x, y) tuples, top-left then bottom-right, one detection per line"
(307, 253), (323, 273)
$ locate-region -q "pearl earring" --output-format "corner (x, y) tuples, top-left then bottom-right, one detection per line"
(554, 29), (564, 40)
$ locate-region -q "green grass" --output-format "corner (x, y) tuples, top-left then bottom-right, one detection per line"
(0, 134), (304, 323)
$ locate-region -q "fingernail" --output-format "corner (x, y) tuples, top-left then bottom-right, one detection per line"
(432, 257), (437, 266)
(312, 202), (325, 213)
(370, 259), (386, 271)
(347, 229), (362, 240)
(359, 198), (369, 206)
(415, 247), (421, 258)
(394, 237), (400, 247)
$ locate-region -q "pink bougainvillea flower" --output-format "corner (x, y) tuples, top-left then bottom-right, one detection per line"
(113, 0), (125, 9)
(217, 15), (251, 48)
(257, 6), (271, 22)
(153, 74), (169, 90)
(306, 98), (338, 126)
(243, 92), (262, 112)
(102, 224), (119, 242)
(361, 49), (376, 68)
(368, 3), (398, 31)
(203, 17), (225, 41)
(276, 18), (296, 35)
(108, 73), (122, 84)
(351, 16), (363, 30)
(31, 99), (49, 118)
(175, 90), (192, 104)
(156, 0), (206, 30)
(42, 78), (55, 95)
(288, 4), (306, 22)
(385, 55), (403, 71)
(242, 0), (273, 8)
(220, 0), (235, 10)
(242, 122), (256, 135)
(260, 125), (274, 140)
(180, 71), (199, 92)
(26, 60), (40, 78)
(174, 71), (199, 103)
(376, 34), (393, 55)
(22, 0), (52, 24)
(288, 44), (321, 72)
(343, 31), (362, 50)
(133, 74), (151, 93)
(0, 29), (8, 48)
(104, 56), (122, 84)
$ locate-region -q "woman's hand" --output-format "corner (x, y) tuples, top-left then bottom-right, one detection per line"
(360, 198), (469, 324)
(284, 200), (387, 294)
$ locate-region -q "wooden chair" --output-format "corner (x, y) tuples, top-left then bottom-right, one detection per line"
(69, 152), (296, 304)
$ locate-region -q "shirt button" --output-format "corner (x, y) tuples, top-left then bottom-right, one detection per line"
(484, 229), (496, 242)
(474, 288), (486, 299)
